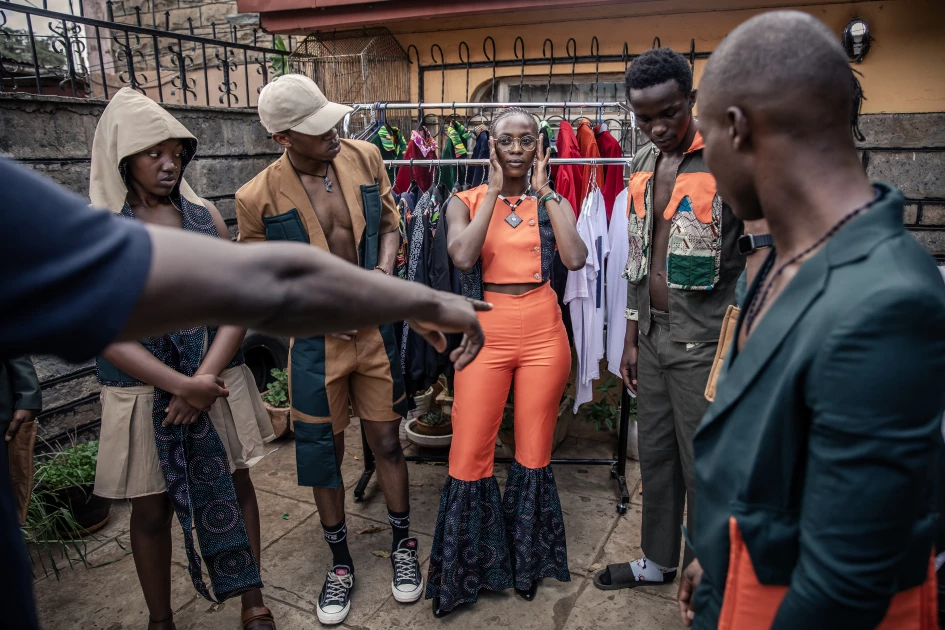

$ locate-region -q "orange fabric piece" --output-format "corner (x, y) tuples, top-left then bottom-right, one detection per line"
(576, 122), (601, 203)
(450, 285), (571, 480)
(719, 517), (939, 630)
(686, 131), (705, 154)
(629, 171), (652, 219)
(454, 185), (544, 285)
(665, 171), (717, 223)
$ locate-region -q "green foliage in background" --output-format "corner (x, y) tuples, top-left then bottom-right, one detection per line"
(263, 368), (289, 407)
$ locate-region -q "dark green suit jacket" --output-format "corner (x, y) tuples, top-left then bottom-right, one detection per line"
(0, 356), (41, 426)
(691, 184), (945, 628)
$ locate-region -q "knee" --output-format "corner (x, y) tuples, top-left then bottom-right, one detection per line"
(370, 430), (403, 464)
(132, 496), (174, 534)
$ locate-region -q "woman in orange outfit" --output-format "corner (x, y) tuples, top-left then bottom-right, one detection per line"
(426, 107), (588, 616)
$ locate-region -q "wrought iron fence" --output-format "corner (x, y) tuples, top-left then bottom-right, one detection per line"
(0, 1), (290, 107)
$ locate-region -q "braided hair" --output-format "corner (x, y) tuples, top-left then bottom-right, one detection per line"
(489, 106), (538, 136)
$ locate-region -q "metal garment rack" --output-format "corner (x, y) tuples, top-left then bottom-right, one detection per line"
(348, 110), (635, 512)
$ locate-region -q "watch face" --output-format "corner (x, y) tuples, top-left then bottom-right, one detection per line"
(737, 234), (754, 256)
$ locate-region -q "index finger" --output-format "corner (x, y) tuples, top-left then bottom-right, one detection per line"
(468, 299), (493, 313)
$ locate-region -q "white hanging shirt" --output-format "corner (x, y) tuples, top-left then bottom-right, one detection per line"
(565, 188), (609, 413)
(606, 188), (630, 378)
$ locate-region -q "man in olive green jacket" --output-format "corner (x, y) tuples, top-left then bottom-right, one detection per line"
(678, 11), (945, 629)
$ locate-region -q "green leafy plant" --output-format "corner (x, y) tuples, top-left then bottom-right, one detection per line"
(34, 441), (98, 491)
(262, 368), (289, 408)
(26, 440), (126, 580)
(418, 408), (450, 428)
(269, 35), (289, 77)
(582, 376), (623, 432)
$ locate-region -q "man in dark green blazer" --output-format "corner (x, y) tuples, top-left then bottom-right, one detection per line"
(678, 11), (945, 629)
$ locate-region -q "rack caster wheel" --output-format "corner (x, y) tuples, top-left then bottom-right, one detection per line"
(616, 503), (628, 515)
(610, 467), (618, 479)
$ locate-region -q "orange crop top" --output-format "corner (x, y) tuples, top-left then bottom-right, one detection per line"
(454, 184), (556, 289)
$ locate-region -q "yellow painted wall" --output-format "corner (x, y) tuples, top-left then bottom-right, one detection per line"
(393, 0), (944, 114)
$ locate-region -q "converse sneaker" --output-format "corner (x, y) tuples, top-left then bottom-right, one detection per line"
(316, 565), (354, 625)
(391, 537), (423, 603)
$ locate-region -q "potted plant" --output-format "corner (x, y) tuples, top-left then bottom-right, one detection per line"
(581, 376), (639, 461)
(261, 368), (292, 438)
(33, 441), (111, 536)
(409, 385), (437, 420)
(405, 407), (453, 448)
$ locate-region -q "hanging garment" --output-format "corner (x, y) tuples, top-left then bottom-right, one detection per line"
(564, 188), (609, 413)
(428, 195), (463, 390)
(606, 188), (630, 378)
(555, 121), (582, 217)
(371, 124), (407, 186)
(470, 129), (490, 188)
(393, 189), (419, 279)
(440, 121), (471, 193)
(576, 121), (602, 208)
(394, 127), (437, 194)
(595, 126), (624, 222)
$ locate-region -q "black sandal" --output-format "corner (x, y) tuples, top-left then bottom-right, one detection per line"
(593, 562), (676, 591)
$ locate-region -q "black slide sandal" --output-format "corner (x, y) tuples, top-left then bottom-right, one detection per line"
(592, 562), (676, 591)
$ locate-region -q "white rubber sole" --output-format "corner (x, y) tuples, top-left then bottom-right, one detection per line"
(316, 601), (350, 625)
(392, 578), (424, 603)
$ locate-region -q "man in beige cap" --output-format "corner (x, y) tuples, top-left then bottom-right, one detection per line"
(236, 74), (419, 625)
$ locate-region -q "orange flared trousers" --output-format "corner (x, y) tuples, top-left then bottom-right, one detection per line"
(450, 284), (572, 481)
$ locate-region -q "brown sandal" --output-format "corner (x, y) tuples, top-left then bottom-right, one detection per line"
(242, 606), (276, 630)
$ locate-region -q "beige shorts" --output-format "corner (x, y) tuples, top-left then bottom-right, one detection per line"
(93, 364), (275, 499)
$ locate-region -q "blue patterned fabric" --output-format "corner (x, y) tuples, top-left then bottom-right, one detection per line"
(503, 462), (570, 589)
(425, 475), (514, 611)
(100, 198), (262, 602)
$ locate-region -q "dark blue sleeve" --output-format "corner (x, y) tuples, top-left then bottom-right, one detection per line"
(0, 158), (152, 362)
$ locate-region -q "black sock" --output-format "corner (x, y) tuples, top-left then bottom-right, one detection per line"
(388, 508), (410, 551)
(322, 519), (354, 571)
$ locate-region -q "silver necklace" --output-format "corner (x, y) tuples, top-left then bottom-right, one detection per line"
(498, 193), (528, 228)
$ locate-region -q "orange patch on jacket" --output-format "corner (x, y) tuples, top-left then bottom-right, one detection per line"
(719, 517), (939, 630)
(629, 171), (652, 219)
(665, 171), (717, 223)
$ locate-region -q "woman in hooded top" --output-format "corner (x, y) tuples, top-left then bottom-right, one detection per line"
(89, 88), (276, 630)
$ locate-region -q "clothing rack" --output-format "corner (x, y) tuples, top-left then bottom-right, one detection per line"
(350, 100), (634, 514)
(382, 158), (632, 166)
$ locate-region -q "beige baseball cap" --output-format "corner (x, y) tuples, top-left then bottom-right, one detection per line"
(257, 73), (353, 136)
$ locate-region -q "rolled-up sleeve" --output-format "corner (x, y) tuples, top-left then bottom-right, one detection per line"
(771, 289), (945, 629)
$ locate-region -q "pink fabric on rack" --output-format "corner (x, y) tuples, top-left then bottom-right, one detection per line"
(394, 128), (437, 194)
(595, 126), (624, 223)
(555, 121), (582, 217)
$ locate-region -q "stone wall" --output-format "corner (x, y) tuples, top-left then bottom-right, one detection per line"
(0, 92), (279, 444)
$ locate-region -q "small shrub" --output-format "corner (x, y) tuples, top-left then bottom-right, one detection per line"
(262, 368), (289, 408)
(35, 441), (98, 491)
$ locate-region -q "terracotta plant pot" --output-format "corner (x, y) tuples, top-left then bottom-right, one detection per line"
(51, 484), (111, 536)
(414, 419), (453, 437)
(262, 391), (292, 438)
(405, 418), (453, 448)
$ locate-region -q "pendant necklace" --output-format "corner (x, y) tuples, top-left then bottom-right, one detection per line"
(293, 162), (333, 193)
(499, 192), (528, 228)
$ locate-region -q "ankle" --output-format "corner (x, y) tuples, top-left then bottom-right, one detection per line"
(241, 588), (265, 610)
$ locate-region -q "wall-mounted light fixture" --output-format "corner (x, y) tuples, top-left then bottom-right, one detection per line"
(842, 18), (871, 63)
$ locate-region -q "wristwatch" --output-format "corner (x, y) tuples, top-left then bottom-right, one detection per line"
(737, 233), (773, 256)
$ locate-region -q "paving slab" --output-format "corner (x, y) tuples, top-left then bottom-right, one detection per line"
(35, 540), (195, 630)
(369, 574), (583, 630)
(551, 437), (641, 503)
(173, 594), (319, 629)
(562, 581), (679, 630)
(258, 511), (434, 626)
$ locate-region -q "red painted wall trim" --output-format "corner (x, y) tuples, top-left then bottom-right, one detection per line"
(244, 0), (637, 33)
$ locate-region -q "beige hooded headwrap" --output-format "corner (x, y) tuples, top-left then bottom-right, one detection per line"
(89, 88), (202, 213)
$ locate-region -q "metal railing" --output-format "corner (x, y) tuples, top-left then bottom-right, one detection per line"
(0, 1), (291, 107)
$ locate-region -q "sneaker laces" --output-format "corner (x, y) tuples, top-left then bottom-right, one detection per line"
(323, 571), (353, 605)
(392, 547), (418, 583)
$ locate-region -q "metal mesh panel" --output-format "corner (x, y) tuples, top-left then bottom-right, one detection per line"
(290, 27), (409, 106)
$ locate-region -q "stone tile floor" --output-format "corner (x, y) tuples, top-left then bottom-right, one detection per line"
(33, 419), (679, 629)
